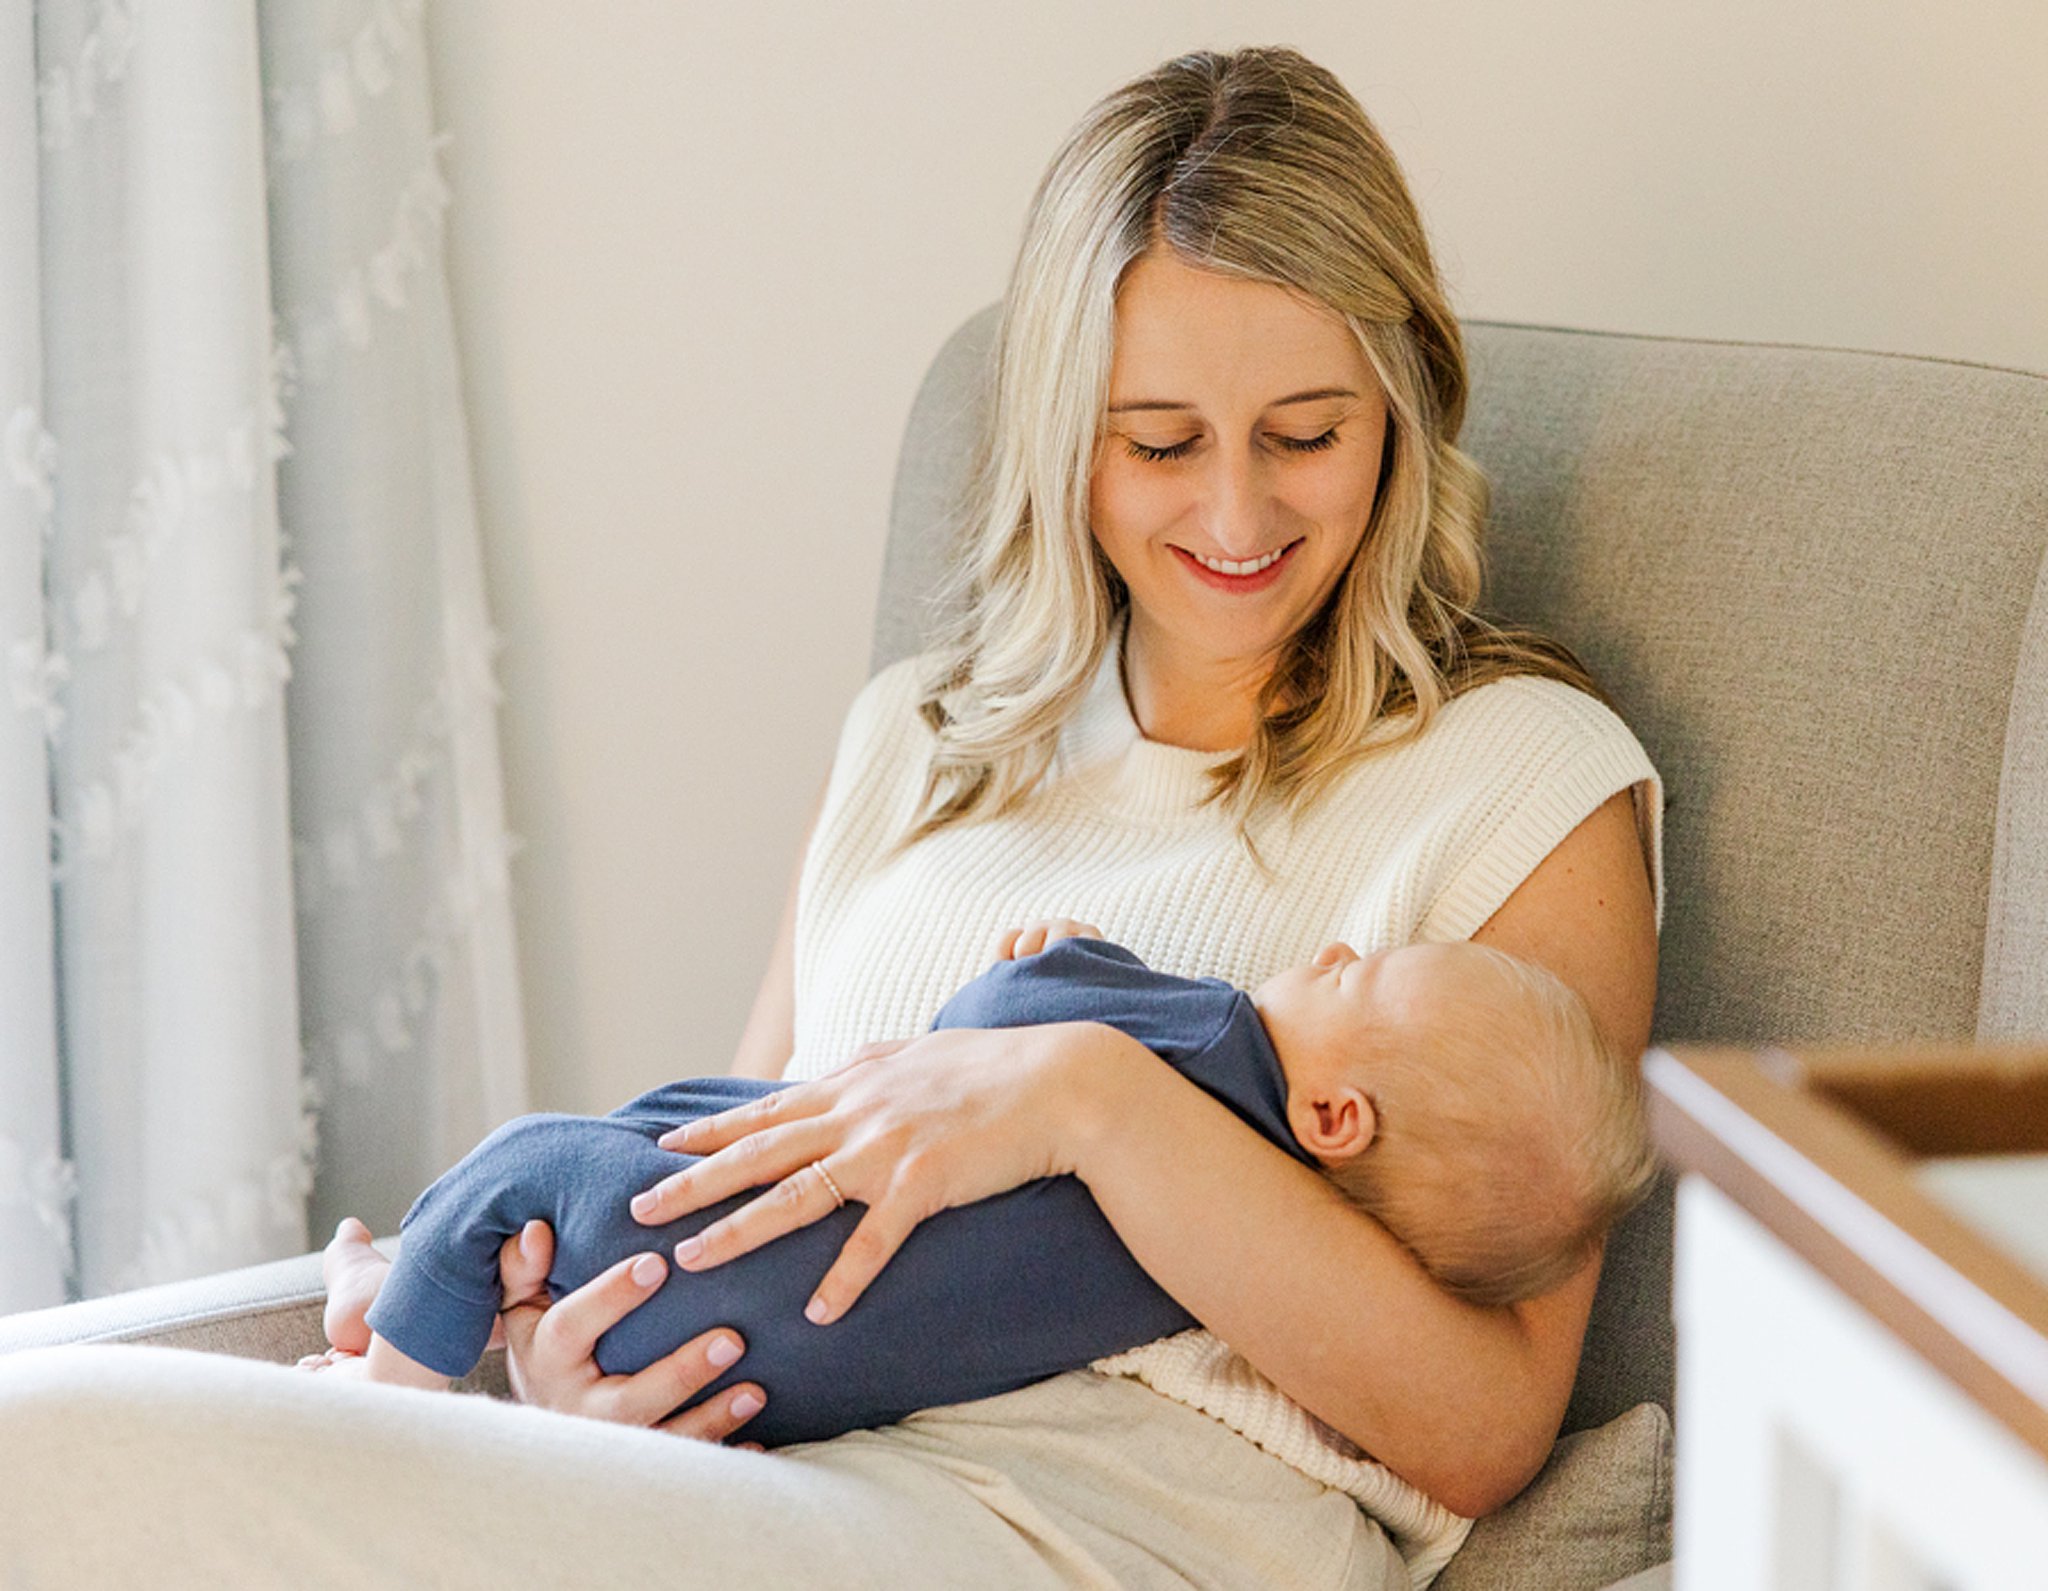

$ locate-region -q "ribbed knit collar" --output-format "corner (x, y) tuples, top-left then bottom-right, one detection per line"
(1056, 618), (1238, 823)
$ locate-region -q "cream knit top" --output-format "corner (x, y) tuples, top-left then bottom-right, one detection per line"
(787, 640), (1663, 1588)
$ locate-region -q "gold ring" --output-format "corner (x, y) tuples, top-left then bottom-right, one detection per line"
(812, 1160), (846, 1209)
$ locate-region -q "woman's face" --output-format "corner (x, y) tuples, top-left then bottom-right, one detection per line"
(1090, 248), (1389, 684)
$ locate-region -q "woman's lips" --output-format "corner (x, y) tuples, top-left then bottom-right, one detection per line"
(1170, 538), (1303, 593)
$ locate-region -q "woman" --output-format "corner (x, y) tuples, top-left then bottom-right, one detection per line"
(0, 47), (1658, 1588)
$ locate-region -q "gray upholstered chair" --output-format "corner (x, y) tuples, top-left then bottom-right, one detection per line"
(6, 314), (2045, 1591)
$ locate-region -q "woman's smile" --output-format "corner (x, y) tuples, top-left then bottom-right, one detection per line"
(1170, 537), (1305, 593)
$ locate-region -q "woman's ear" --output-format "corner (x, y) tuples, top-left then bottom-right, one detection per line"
(1289, 1084), (1377, 1162)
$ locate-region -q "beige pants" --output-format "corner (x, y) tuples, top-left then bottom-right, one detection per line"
(0, 1345), (1405, 1589)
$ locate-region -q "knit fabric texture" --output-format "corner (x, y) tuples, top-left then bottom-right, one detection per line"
(788, 640), (1664, 1587)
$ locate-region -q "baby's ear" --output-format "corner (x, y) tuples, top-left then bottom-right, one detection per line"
(1295, 1086), (1377, 1161)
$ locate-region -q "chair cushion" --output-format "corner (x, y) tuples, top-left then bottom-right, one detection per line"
(1464, 327), (2048, 1055)
(1432, 1402), (1673, 1591)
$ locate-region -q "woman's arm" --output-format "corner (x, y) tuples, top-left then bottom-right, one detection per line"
(640, 789), (1655, 1512)
(1069, 788), (1656, 1515)
(727, 784), (825, 1082)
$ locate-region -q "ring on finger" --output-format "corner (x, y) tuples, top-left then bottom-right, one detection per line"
(811, 1160), (846, 1210)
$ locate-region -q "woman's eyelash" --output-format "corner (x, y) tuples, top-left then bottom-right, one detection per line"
(1122, 428), (1339, 463)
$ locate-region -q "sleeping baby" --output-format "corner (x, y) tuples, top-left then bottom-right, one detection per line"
(309, 922), (1657, 1447)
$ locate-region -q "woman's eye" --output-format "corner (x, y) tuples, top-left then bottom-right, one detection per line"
(1273, 428), (1339, 454)
(1124, 436), (1197, 462)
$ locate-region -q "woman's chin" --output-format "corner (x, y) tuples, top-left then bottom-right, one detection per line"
(1137, 601), (1311, 673)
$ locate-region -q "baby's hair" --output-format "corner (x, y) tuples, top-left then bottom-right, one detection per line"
(1322, 945), (1658, 1306)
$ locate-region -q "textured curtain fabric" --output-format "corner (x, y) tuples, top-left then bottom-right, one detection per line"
(0, 0), (525, 1313)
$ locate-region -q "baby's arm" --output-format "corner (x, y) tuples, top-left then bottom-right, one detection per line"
(991, 918), (1103, 962)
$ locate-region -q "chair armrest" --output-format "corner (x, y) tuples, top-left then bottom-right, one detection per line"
(0, 1240), (514, 1397)
(0, 1250), (333, 1361)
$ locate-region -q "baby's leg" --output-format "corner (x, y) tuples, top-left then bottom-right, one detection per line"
(315, 1080), (788, 1394)
(318, 1216), (391, 1355)
(302, 1219), (453, 1388)
(358, 1093), (781, 1384)
(317, 1212), (542, 1362)
(362, 1332), (451, 1387)
(300, 1332), (455, 1391)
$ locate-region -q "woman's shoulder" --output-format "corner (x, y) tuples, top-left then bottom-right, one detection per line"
(817, 653), (941, 815)
(854, 650), (933, 709)
(1441, 671), (1641, 740)
(837, 653), (938, 750)
(1383, 673), (1665, 936)
(1377, 673), (1652, 778)
(1315, 672), (1660, 863)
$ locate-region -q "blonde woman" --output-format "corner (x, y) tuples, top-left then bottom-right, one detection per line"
(0, 47), (1659, 1589)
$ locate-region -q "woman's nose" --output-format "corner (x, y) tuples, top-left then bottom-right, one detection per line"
(1198, 447), (1271, 557)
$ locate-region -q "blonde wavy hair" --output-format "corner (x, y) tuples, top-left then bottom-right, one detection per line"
(905, 47), (1601, 848)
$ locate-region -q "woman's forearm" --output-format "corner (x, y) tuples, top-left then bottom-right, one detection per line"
(1056, 1022), (1590, 1517)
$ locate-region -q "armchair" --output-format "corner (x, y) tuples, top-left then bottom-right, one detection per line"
(7, 315), (2045, 1591)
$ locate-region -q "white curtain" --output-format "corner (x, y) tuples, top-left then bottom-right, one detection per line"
(1, 0), (526, 1313)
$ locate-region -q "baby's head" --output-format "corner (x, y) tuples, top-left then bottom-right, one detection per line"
(1252, 941), (1656, 1307)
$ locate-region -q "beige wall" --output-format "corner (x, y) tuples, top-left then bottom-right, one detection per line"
(425, 1), (2048, 1113)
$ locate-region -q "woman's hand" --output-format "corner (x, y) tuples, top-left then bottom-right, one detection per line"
(628, 1022), (1123, 1327)
(493, 1219), (768, 1445)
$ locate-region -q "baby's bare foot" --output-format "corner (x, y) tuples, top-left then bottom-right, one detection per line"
(322, 1217), (390, 1355)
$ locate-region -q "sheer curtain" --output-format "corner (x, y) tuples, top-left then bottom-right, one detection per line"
(0, 0), (526, 1314)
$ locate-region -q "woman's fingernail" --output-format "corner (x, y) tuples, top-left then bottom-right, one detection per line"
(518, 1222), (542, 1261)
(631, 1253), (667, 1287)
(706, 1336), (742, 1369)
(805, 1297), (831, 1325)
(730, 1390), (764, 1419)
(675, 1235), (704, 1265)
(630, 1192), (657, 1219)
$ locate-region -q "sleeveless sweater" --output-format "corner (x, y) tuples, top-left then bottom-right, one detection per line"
(788, 641), (1664, 1588)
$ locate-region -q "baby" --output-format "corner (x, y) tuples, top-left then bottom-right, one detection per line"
(313, 923), (1655, 1447)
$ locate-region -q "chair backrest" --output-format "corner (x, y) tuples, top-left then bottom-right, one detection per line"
(878, 306), (2048, 1431)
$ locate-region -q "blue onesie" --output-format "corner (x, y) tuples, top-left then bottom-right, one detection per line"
(364, 939), (1316, 1447)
